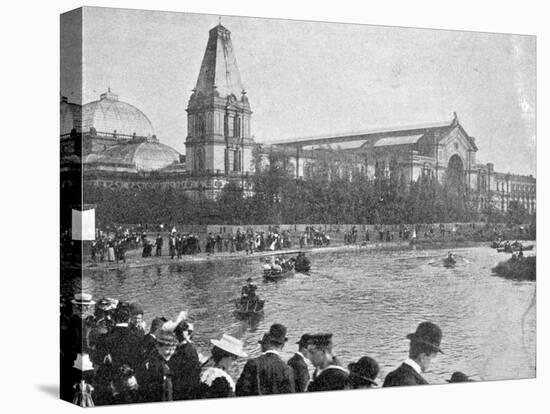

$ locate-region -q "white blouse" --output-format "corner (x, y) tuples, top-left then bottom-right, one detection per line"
(200, 367), (236, 392)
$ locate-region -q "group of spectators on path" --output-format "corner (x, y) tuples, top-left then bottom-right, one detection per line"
(63, 293), (474, 407)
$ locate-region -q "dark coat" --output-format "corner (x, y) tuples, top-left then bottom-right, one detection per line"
(139, 333), (157, 361)
(94, 325), (142, 370)
(198, 376), (234, 399)
(307, 366), (349, 392)
(236, 352), (295, 396)
(168, 342), (201, 400)
(111, 389), (142, 405)
(382, 363), (428, 387)
(137, 352), (174, 403)
(287, 353), (310, 392)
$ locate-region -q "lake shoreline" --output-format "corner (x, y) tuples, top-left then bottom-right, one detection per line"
(63, 238), (527, 272)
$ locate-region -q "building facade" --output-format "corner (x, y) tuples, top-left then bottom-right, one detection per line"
(60, 23), (535, 216)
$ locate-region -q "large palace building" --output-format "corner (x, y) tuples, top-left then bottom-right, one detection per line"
(60, 23), (536, 215)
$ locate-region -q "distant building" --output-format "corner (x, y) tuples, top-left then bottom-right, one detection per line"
(60, 23), (535, 216)
(267, 113), (535, 214)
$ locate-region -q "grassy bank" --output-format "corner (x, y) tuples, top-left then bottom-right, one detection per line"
(492, 256), (536, 281)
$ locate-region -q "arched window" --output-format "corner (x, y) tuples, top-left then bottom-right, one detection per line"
(234, 116), (241, 138)
(224, 114), (229, 137)
(195, 148), (204, 172)
(233, 150), (241, 172)
(198, 115), (205, 136)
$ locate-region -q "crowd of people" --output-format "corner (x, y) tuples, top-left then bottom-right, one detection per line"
(63, 220), (534, 265)
(204, 228), (294, 254)
(61, 292), (474, 407)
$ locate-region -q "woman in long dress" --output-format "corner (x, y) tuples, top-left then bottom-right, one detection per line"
(107, 238), (116, 262)
(199, 334), (247, 398)
(73, 380), (94, 407)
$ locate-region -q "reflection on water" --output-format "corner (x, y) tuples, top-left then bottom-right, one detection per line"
(64, 243), (536, 384)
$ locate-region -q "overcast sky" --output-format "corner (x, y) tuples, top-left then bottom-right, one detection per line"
(62, 6), (536, 176)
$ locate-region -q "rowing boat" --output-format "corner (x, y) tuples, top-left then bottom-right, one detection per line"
(263, 267), (295, 281)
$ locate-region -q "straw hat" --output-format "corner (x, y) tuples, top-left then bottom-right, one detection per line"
(73, 353), (94, 371)
(71, 293), (95, 306)
(211, 334), (248, 358)
(96, 297), (117, 311)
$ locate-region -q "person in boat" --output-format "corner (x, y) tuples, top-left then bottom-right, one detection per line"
(240, 278), (258, 309)
(279, 257), (293, 271)
(272, 259), (283, 273)
(199, 334), (248, 398)
(383, 321), (443, 387)
(295, 252), (311, 272)
(446, 252), (455, 263)
(506, 243), (514, 253)
(306, 333), (350, 392)
(262, 258), (273, 271)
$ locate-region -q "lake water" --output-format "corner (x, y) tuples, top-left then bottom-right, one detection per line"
(66, 243), (536, 384)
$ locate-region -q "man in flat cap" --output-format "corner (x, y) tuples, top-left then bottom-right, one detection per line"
(236, 324), (295, 396)
(383, 321), (443, 387)
(287, 334), (312, 392)
(307, 333), (350, 392)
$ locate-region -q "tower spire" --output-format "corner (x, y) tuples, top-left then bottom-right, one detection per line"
(194, 23), (245, 98)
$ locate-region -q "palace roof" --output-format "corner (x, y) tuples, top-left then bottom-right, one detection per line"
(81, 89), (155, 138)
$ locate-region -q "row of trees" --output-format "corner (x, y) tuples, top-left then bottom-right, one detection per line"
(80, 150), (534, 227)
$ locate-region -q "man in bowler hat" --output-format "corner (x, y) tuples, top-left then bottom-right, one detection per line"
(446, 371), (474, 383)
(236, 323), (295, 396)
(348, 356), (379, 389)
(287, 334), (312, 392)
(307, 333), (350, 392)
(383, 321), (443, 387)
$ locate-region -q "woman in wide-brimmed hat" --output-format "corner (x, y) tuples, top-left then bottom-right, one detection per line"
(199, 334), (248, 398)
